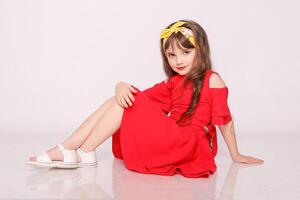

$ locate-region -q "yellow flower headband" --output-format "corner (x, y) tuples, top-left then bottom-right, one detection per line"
(160, 21), (196, 47)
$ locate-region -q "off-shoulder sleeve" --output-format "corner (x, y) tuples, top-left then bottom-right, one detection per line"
(141, 79), (172, 114)
(209, 87), (232, 125)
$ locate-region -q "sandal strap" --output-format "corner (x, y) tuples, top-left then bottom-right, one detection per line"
(57, 144), (77, 163)
(76, 148), (97, 163)
(36, 152), (52, 163)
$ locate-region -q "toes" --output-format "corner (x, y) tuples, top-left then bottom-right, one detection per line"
(29, 156), (36, 161)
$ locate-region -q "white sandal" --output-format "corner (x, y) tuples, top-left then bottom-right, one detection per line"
(76, 148), (97, 167)
(26, 144), (78, 169)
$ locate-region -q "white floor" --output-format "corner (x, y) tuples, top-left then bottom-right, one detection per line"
(1, 132), (299, 200)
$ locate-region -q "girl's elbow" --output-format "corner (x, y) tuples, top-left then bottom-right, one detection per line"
(218, 120), (233, 131)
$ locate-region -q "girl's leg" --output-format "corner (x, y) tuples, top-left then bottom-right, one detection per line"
(78, 96), (124, 153)
(29, 95), (116, 161)
(62, 96), (117, 150)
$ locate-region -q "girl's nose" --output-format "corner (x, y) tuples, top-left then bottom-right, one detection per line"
(175, 57), (183, 66)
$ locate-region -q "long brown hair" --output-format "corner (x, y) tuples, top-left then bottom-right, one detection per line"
(160, 19), (212, 125)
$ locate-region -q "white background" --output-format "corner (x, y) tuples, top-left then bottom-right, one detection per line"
(1, 0), (299, 142)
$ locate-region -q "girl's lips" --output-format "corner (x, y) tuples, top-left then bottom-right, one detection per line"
(176, 66), (186, 70)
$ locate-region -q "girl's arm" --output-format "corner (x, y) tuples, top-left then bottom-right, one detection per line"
(218, 120), (264, 164)
(210, 73), (264, 164)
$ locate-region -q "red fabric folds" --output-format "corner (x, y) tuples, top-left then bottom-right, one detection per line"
(112, 70), (232, 178)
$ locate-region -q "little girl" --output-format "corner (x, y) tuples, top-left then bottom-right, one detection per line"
(27, 19), (264, 178)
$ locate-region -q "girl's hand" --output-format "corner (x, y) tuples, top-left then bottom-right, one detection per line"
(115, 81), (138, 108)
(232, 153), (264, 164)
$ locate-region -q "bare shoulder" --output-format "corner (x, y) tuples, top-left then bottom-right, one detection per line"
(209, 73), (226, 88)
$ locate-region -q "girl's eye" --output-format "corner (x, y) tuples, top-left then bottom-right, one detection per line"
(184, 51), (190, 55)
(167, 53), (175, 57)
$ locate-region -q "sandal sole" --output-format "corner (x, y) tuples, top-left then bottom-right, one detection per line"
(26, 161), (78, 169)
(78, 162), (98, 168)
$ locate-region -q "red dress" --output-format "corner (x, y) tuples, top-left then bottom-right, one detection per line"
(112, 70), (232, 178)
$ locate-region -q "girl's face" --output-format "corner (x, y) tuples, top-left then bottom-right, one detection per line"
(164, 41), (196, 76)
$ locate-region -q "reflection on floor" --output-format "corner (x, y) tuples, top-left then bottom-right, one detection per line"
(0, 133), (299, 199)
